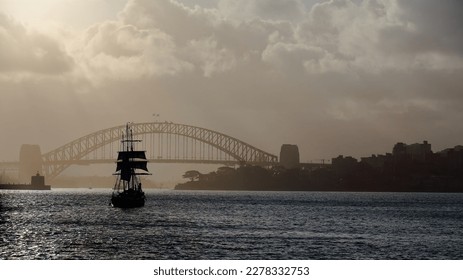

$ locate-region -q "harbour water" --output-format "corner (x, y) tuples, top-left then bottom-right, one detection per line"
(1, 189), (462, 260)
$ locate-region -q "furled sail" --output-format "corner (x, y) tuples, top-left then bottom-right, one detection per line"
(117, 151), (146, 160)
(115, 150), (149, 182)
(116, 160), (149, 172)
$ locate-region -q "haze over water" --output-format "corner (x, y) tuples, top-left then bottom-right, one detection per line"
(1, 189), (462, 259)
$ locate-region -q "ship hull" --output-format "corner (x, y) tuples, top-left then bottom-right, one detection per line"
(111, 190), (145, 208)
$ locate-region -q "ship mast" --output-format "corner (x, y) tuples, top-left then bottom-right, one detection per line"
(113, 123), (151, 192)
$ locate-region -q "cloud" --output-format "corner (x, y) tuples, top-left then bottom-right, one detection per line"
(75, 0), (294, 80)
(184, 37), (237, 77)
(120, 0), (219, 45)
(218, 0), (305, 22)
(0, 13), (74, 75)
(77, 20), (194, 82)
(293, 0), (463, 73)
(1, 0), (463, 165)
(392, 0), (463, 55)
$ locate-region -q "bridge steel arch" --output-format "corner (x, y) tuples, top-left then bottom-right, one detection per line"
(42, 122), (278, 180)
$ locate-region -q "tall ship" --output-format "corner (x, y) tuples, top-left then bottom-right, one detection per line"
(111, 123), (151, 208)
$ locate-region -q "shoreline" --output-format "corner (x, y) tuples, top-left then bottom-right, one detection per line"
(0, 184), (51, 190)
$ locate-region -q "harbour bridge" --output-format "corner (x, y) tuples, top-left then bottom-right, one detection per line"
(1, 122), (280, 181)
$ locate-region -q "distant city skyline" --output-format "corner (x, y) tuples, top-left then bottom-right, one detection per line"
(1, 0), (462, 168)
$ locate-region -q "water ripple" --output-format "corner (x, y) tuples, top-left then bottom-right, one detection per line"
(1, 189), (463, 259)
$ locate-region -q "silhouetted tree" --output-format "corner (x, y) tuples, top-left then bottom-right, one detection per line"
(182, 170), (201, 182)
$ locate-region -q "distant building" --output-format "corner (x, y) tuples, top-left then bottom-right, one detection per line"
(392, 141), (432, 161)
(438, 145), (463, 171)
(279, 144), (300, 169)
(361, 141), (432, 169)
(332, 155), (358, 177)
(332, 155), (358, 167)
(438, 145), (463, 157)
(361, 154), (391, 170)
(31, 172), (46, 186)
(392, 142), (407, 156)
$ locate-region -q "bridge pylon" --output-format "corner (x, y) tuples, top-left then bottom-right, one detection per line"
(19, 144), (43, 183)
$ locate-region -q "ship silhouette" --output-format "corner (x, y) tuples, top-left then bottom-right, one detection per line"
(110, 123), (151, 208)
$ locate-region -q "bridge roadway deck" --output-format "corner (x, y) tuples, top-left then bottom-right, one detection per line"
(0, 159), (277, 169)
(44, 159), (242, 165)
(2, 161), (330, 169)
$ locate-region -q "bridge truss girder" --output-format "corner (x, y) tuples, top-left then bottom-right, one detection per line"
(41, 122), (278, 180)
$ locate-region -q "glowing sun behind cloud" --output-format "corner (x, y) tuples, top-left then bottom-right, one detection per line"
(0, 0), (126, 28)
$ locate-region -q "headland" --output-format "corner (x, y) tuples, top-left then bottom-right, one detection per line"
(175, 141), (463, 193)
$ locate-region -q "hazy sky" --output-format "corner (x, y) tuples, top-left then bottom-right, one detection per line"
(1, 0), (463, 166)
